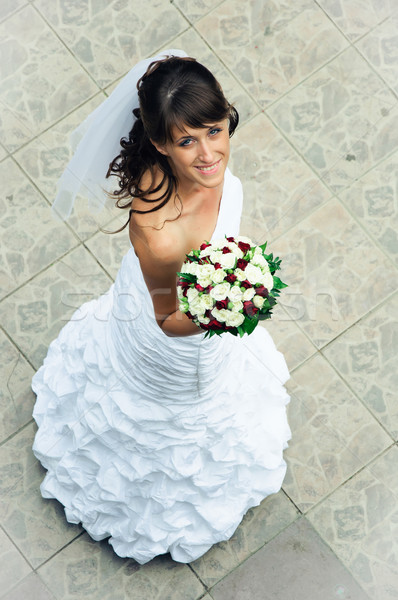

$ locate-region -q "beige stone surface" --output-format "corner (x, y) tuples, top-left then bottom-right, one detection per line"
(323, 293), (398, 439)
(274, 198), (398, 348)
(308, 446), (398, 600)
(283, 354), (392, 511)
(0, 5), (98, 151)
(38, 533), (205, 600)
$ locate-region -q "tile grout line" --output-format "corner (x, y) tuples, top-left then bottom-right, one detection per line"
(320, 349), (396, 443)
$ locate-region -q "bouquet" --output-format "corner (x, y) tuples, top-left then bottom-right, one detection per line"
(177, 236), (287, 338)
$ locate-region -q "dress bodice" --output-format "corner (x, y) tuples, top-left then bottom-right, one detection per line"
(108, 168), (243, 404)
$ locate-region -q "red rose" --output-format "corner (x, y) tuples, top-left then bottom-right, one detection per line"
(237, 258), (248, 270)
(254, 285), (269, 297)
(238, 241), (251, 253)
(195, 284), (205, 292)
(215, 299), (228, 310)
(208, 319), (224, 329)
(214, 262), (222, 270)
(226, 236), (235, 243)
(243, 301), (259, 317)
(226, 273), (237, 284)
(222, 246), (232, 254)
(240, 279), (252, 289)
(185, 310), (193, 319)
(200, 242), (211, 251)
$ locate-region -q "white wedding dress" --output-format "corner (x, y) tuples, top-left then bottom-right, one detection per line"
(32, 167), (291, 565)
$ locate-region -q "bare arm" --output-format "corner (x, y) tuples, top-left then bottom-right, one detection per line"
(131, 225), (202, 338)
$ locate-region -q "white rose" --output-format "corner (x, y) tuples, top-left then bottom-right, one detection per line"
(242, 287), (255, 301)
(198, 315), (210, 324)
(200, 247), (212, 258)
(261, 271), (274, 290)
(196, 264), (215, 288)
(211, 239), (226, 250)
(237, 236), (252, 244)
(186, 287), (199, 303)
(190, 296), (207, 316)
(219, 253), (236, 270)
(201, 294), (214, 311)
(197, 264), (215, 279)
(209, 250), (223, 264)
(252, 254), (269, 269)
(234, 268), (247, 282)
(254, 246), (263, 255)
(245, 264), (263, 285)
(225, 311), (245, 327)
(211, 308), (227, 323)
(253, 295), (265, 309)
(226, 242), (244, 258)
(210, 282), (231, 301)
(181, 261), (198, 275)
(177, 286), (185, 300)
(228, 285), (243, 301)
(231, 300), (243, 312)
(212, 268), (227, 284)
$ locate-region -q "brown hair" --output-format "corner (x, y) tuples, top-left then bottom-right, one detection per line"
(106, 56), (239, 231)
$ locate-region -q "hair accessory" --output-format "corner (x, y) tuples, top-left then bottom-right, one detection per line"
(52, 49), (187, 220)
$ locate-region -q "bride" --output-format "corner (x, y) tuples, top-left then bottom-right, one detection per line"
(32, 50), (291, 565)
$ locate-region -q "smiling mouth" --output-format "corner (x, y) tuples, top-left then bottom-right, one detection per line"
(194, 159), (221, 174)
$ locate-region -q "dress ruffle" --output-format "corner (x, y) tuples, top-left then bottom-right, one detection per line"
(32, 169), (291, 564)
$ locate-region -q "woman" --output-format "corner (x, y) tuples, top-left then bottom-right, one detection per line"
(32, 50), (291, 565)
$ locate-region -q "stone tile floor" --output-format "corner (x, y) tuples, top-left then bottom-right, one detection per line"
(0, 0), (397, 598)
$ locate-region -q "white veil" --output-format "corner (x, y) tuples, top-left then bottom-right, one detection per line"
(52, 49), (187, 221)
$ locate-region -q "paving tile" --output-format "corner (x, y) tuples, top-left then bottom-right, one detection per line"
(85, 220), (130, 280)
(0, 330), (35, 445)
(323, 293), (398, 440)
(190, 491), (298, 588)
(0, 145), (7, 162)
(282, 354), (391, 512)
(357, 16), (398, 99)
(229, 113), (331, 242)
(211, 517), (370, 600)
(259, 303), (316, 372)
(14, 94), (120, 241)
(0, 0), (27, 23)
(0, 246), (112, 370)
(0, 4), (98, 151)
(0, 527), (31, 597)
(308, 446), (398, 600)
(3, 572), (56, 600)
(174, 0), (224, 22)
(267, 47), (398, 192)
(38, 533), (205, 600)
(339, 149), (398, 266)
(35, 0), (188, 88)
(0, 159), (77, 301)
(160, 27), (259, 124)
(196, 0), (347, 107)
(0, 423), (83, 569)
(317, 0), (396, 41)
(274, 198), (398, 349)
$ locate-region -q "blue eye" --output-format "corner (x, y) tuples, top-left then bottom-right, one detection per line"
(179, 138), (192, 147)
(209, 128), (222, 136)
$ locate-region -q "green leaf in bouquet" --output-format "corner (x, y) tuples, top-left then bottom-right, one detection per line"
(237, 325), (246, 338)
(258, 311), (272, 321)
(244, 316), (258, 335)
(177, 272), (197, 283)
(272, 276), (288, 290)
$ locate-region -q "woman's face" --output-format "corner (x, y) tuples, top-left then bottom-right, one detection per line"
(153, 119), (230, 193)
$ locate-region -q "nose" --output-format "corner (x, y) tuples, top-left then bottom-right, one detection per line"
(198, 140), (214, 163)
